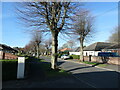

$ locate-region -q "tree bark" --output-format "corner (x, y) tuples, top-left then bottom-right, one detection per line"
(80, 40), (84, 62)
(36, 44), (39, 58)
(51, 32), (58, 69)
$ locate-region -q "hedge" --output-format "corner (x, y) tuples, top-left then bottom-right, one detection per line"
(1, 60), (18, 81)
(70, 55), (80, 59)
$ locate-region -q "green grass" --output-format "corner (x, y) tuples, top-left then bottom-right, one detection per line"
(39, 59), (47, 62)
(70, 55), (80, 59)
(81, 61), (108, 67)
(38, 59), (70, 78)
(2, 60), (18, 81)
(97, 64), (107, 67)
(81, 61), (97, 65)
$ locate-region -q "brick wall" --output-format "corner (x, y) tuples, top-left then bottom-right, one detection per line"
(84, 56), (120, 65)
(4, 53), (18, 59)
(0, 52), (18, 60)
(0, 51), (3, 59)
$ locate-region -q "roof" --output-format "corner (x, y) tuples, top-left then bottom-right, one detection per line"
(59, 48), (71, 52)
(103, 43), (120, 49)
(0, 44), (18, 52)
(83, 42), (115, 51)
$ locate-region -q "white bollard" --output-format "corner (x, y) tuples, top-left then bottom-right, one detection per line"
(17, 57), (25, 79)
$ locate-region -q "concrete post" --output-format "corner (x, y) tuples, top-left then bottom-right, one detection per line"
(17, 57), (25, 79)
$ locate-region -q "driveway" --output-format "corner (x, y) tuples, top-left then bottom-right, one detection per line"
(41, 56), (120, 88)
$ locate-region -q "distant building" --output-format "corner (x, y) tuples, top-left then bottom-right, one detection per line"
(102, 43), (120, 56)
(69, 42), (116, 56)
(59, 48), (71, 52)
(83, 42), (115, 56)
(0, 44), (18, 59)
(69, 47), (80, 55)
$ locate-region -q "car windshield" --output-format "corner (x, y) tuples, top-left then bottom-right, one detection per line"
(62, 54), (68, 56)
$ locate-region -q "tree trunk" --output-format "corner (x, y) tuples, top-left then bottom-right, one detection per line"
(36, 44), (39, 58)
(51, 32), (58, 69)
(80, 41), (84, 62)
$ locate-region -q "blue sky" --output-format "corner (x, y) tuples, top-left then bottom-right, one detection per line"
(0, 2), (118, 48)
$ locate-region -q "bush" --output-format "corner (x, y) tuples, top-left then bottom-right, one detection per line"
(2, 60), (18, 81)
(58, 54), (62, 58)
(70, 55), (80, 59)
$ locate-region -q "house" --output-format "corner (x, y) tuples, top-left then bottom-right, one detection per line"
(102, 43), (120, 56)
(83, 42), (115, 56)
(13, 47), (25, 55)
(0, 44), (18, 59)
(59, 48), (71, 52)
(69, 47), (80, 55)
(69, 42), (115, 56)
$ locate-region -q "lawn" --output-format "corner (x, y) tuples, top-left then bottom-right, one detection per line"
(39, 59), (70, 78)
(2, 56), (70, 81)
(81, 61), (108, 67)
(81, 61), (97, 65)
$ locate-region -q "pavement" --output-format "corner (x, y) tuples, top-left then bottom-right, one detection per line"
(62, 59), (120, 72)
(2, 56), (120, 89)
(42, 56), (120, 88)
(2, 57), (93, 89)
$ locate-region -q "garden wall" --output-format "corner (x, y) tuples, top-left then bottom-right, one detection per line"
(0, 52), (18, 59)
(84, 56), (120, 65)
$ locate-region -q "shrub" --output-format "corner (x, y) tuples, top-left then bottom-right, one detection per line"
(2, 60), (18, 81)
(70, 55), (80, 59)
(58, 54), (62, 58)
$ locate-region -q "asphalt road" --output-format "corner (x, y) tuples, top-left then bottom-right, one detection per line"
(41, 56), (120, 88)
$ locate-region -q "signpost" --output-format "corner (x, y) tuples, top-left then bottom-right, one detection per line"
(17, 57), (25, 79)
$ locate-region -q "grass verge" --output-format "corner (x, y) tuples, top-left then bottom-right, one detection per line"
(81, 61), (108, 67)
(1, 59), (18, 81)
(39, 59), (70, 78)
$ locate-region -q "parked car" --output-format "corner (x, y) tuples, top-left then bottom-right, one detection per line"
(61, 54), (70, 60)
(98, 52), (119, 57)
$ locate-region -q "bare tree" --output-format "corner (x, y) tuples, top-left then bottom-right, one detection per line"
(67, 40), (76, 50)
(16, 2), (80, 69)
(44, 38), (52, 55)
(61, 40), (76, 50)
(24, 41), (36, 56)
(31, 30), (43, 58)
(71, 9), (95, 61)
(108, 26), (120, 43)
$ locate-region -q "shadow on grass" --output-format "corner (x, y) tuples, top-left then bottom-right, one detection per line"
(27, 57), (69, 81)
(91, 62), (105, 67)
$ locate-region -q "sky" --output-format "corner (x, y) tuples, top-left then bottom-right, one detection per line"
(0, 2), (118, 48)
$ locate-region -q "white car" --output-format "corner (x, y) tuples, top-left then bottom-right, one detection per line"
(61, 54), (70, 60)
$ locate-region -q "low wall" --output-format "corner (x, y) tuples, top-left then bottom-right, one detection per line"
(0, 52), (18, 60)
(84, 56), (120, 65)
(4, 53), (18, 59)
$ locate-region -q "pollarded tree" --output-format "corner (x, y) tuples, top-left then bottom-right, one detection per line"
(31, 30), (43, 58)
(61, 40), (76, 50)
(108, 26), (120, 43)
(71, 9), (95, 61)
(24, 41), (36, 56)
(16, 2), (80, 69)
(44, 38), (52, 55)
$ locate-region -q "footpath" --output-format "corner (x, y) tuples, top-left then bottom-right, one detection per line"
(2, 59), (93, 89)
(64, 59), (120, 72)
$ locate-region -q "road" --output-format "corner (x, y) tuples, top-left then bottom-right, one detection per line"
(41, 56), (120, 88)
